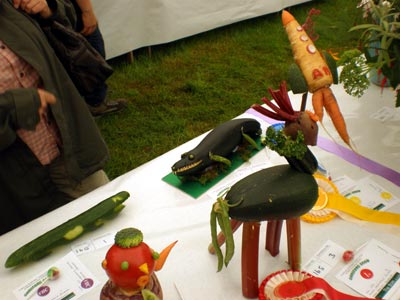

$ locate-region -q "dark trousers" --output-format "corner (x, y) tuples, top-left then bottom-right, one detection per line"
(0, 139), (70, 235)
(83, 26), (108, 106)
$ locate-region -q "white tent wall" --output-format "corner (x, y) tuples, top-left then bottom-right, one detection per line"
(92, 0), (312, 59)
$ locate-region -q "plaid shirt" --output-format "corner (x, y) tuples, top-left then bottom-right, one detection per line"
(0, 40), (60, 165)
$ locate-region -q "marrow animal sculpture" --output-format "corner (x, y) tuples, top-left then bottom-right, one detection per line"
(171, 118), (261, 176)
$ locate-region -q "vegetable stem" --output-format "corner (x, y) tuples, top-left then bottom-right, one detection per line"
(241, 222), (260, 298)
(286, 218), (301, 271)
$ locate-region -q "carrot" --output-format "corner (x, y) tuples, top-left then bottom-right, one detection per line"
(282, 10), (356, 152)
(311, 88), (324, 121)
(321, 87), (353, 149)
(281, 10), (295, 26)
(305, 110), (319, 123)
(154, 240), (178, 271)
(282, 10), (333, 93)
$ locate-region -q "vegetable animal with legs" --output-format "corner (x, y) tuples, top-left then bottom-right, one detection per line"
(282, 10), (355, 151)
(171, 118), (261, 177)
(209, 164), (318, 271)
(101, 227), (177, 300)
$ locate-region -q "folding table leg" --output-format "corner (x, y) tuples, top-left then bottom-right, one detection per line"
(241, 222), (260, 299)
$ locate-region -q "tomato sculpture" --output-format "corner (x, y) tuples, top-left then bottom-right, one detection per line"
(100, 228), (177, 300)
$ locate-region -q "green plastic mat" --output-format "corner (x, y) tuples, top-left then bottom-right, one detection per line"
(162, 139), (264, 199)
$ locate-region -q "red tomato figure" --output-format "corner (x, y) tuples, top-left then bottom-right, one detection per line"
(101, 228), (177, 297)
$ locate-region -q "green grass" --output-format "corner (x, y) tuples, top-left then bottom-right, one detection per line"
(99, 0), (361, 179)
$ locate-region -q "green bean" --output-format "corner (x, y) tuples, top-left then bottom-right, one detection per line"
(210, 204), (224, 271)
(209, 194), (243, 271)
(209, 152), (231, 167)
(219, 199), (235, 267)
(242, 128), (260, 150)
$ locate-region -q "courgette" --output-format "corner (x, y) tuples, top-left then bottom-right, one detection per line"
(5, 191), (130, 268)
(323, 50), (339, 84)
(284, 146), (318, 174)
(226, 165), (318, 221)
(287, 63), (308, 94)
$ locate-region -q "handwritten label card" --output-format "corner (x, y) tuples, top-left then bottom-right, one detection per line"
(370, 106), (400, 123)
(303, 240), (346, 278)
(71, 232), (115, 256)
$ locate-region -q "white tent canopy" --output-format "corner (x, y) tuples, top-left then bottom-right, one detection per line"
(93, 0), (312, 59)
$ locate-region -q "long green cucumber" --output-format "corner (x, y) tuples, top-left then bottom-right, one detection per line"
(5, 191), (130, 268)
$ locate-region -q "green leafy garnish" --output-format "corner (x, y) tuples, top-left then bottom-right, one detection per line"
(115, 228), (143, 248)
(337, 49), (370, 98)
(262, 126), (307, 159)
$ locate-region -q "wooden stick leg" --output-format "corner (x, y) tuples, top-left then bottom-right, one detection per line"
(265, 220), (283, 256)
(241, 222), (260, 299)
(208, 219), (242, 254)
(286, 218), (301, 270)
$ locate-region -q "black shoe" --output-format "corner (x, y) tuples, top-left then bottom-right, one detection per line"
(89, 99), (128, 117)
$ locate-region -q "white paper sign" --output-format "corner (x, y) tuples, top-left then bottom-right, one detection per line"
(343, 177), (400, 211)
(303, 240), (346, 278)
(14, 252), (99, 300)
(336, 239), (400, 299)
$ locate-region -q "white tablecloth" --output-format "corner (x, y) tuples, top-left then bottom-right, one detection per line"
(93, 0), (312, 59)
(1, 82), (399, 299)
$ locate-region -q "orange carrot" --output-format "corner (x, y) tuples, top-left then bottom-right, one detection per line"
(321, 87), (352, 148)
(282, 9), (295, 26)
(282, 10), (356, 152)
(311, 88), (324, 121)
(154, 240), (178, 271)
(305, 110), (319, 123)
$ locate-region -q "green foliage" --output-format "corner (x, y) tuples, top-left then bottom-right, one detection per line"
(337, 49), (371, 98)
(345, 0), (400, 104)
(262, 127), (307, 160)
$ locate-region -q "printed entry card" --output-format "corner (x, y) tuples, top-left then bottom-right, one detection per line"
(14, 252), (99, 300)
(336, 239), (400, 299)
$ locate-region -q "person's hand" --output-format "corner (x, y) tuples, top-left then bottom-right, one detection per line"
(13, 0), (52, 18)
(37, 89), (56, 119)
(80, 10), (97, 36)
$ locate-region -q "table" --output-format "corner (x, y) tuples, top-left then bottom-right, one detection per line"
(1, 82), (399, 299)
(92, 0), (312, 59)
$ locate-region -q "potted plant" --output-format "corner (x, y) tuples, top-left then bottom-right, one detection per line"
(338, 0), (400, 107)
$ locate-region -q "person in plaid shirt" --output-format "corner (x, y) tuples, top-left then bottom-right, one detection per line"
(0, 0), (110, 234)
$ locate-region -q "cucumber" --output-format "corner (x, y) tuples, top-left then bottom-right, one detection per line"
(226, 165), (318, 222)
(287, 63), (308, 94)
(323, 50), (339, 84)
(5, 191), (130, 268)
